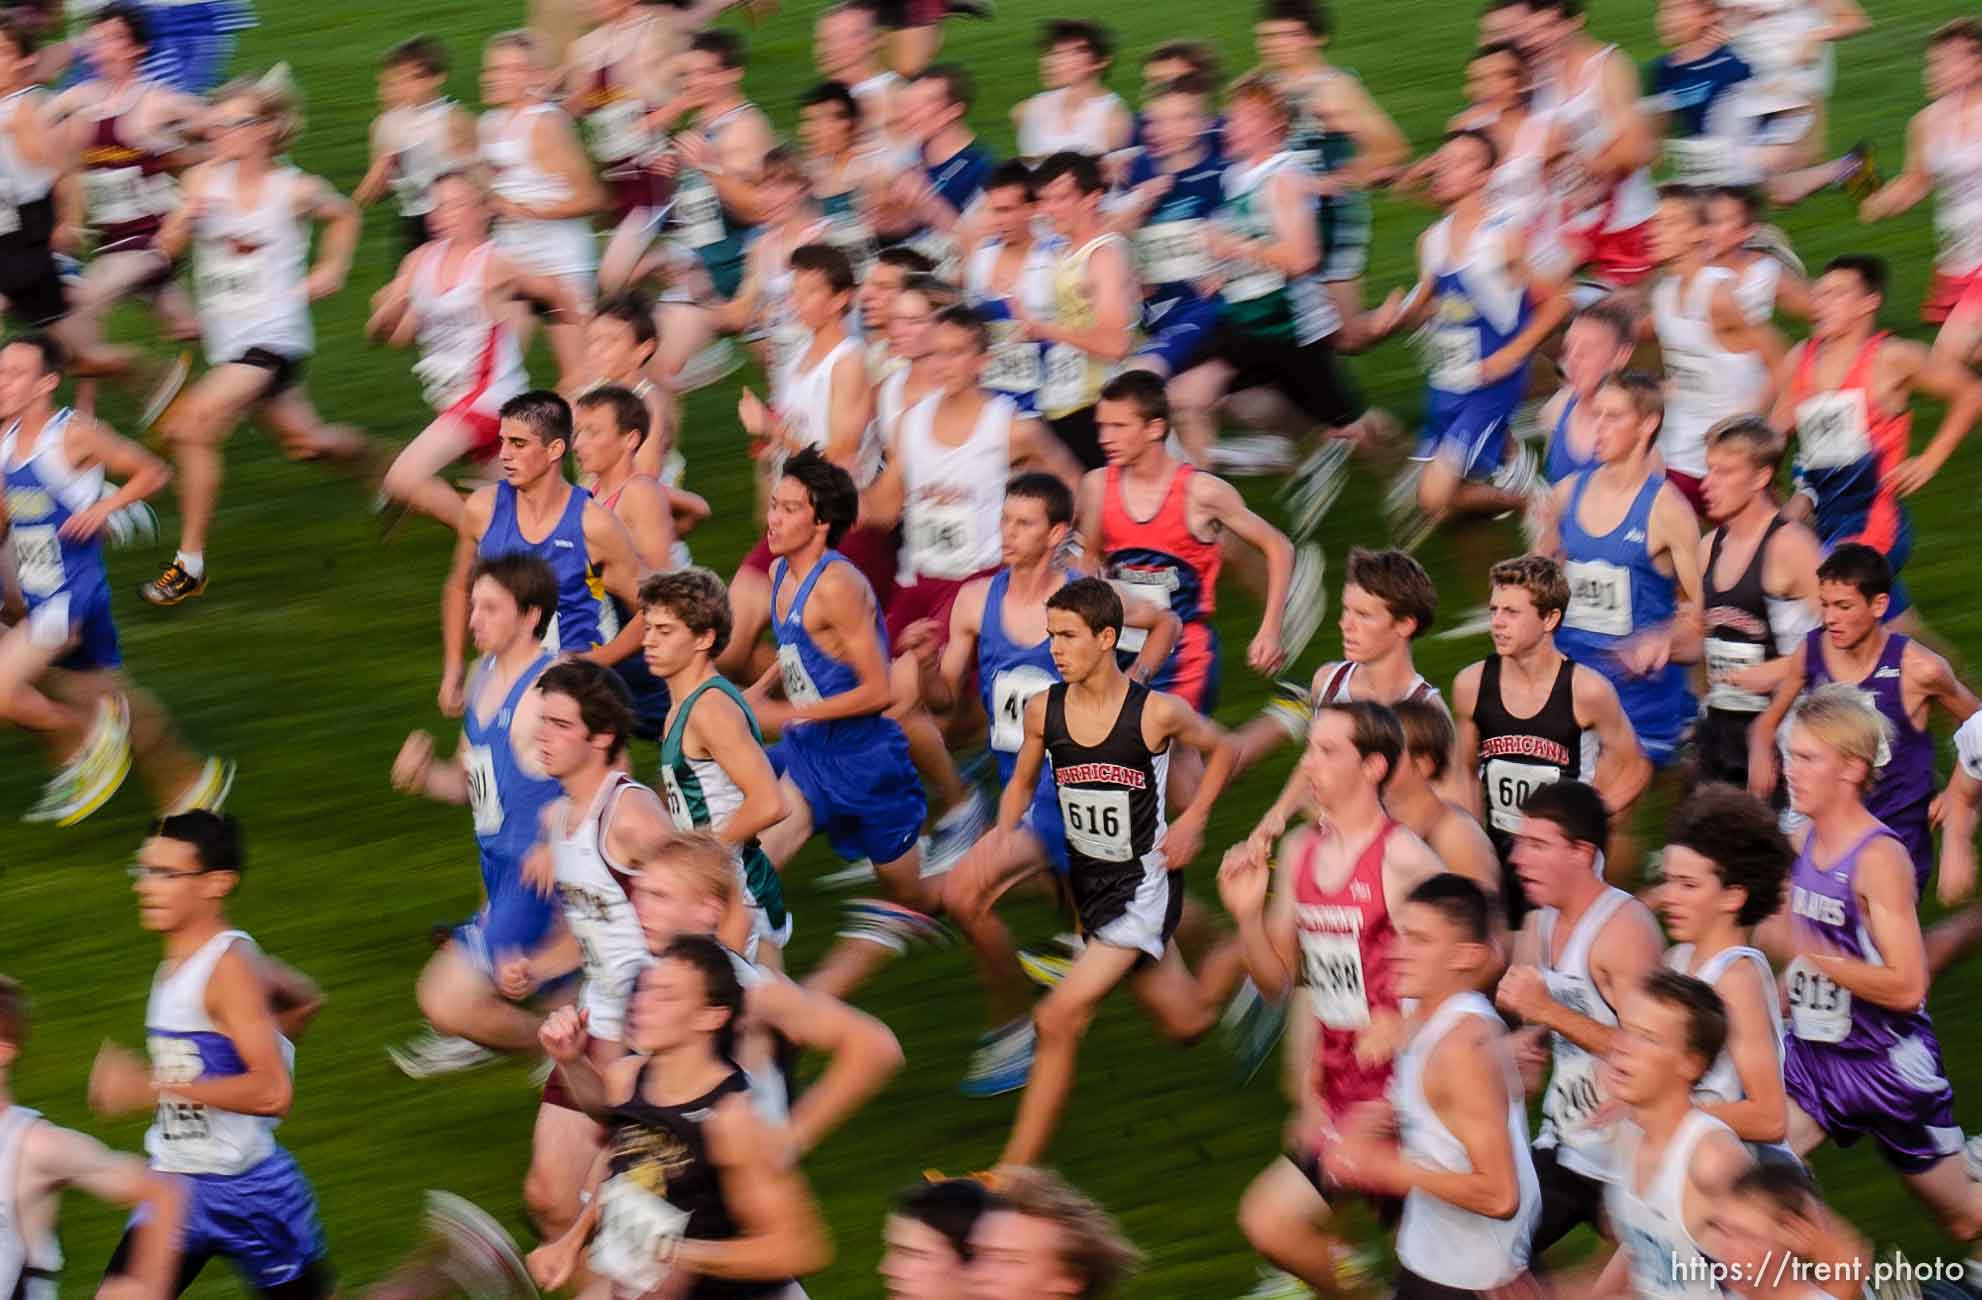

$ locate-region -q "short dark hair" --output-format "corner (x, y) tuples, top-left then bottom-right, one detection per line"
(95, 2), (151, 51)
(1930, 17), (1982, 55)
(1008, 471), (1074, 528)
(1144, 39), (1220, 81)
(893, 1178), (996, 1265)
(984, 159), (1037, 202)
(790, 242), (857, 297)
(1731, 1160), (1823, 1219)
(655, 933), (746, 1060)
(1488, 553), (1569, 620)
(1047, 575), (1124, 638)
(1823, 253), (1886, 300)
(1706, 415), (1785, 474)
(1658, 181), (1711, 224)
(1394, 697), (1455, 782)
(1345, 547), (1436, 638)
(899, 272), (957, 312)
(1035, 150), (1105, 196)
(1668, 785), (1792, 927)
(1316, 700), (1403, 789)
(536, 659), (635, 761)
(639, 567), (734, 659)
(0, 975), (29, 1049)
(933, 303), (990, 354)
(876, 245), (938, 278)
(1815, 542), (1892, 599)
(469, 550), (559, 642)
(383, 32), (446, 76)
(1098, 369), (1168, 425)
(1407, 872), (1492, 943)
(690, 28), (746, 70)
(1710, 184), (1765, 224)
(1041, 18), (1112, 63)
(780, 447), (859, 549)
(594, 290), (658, 351)
(801, 79), (859, 120)
(1519, 779), (1608, 852)
(0, 15), (37, 56)
(1569, 296), (1638, 350)
(1443, 127), (1500, 171)
(1643, 968), (1728, 1081)
(1260, 0), (1329, 38)
(499, 389), (572, 448)
(1599, 369), (1665, 436)
(5, 332), (65, 377)
(1149, 71), (1214, 102)
(153, 810), (244, 875)
(574, 385), (650, 446)
(914, 62), (973, 110)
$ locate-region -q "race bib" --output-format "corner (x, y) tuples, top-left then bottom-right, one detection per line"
(1222, 265), (1286, 303)
(11, 524), (63, 598)
(1136, 218), (1210, 285)
(543, 612), (563, 656)
(1107, 574), (1171, 656)
(1564, 558), (1633, 637)
(590, 1175), (690, 1294)
(1059, 786), (1133, 862)
(1484, 757), (1560, 833)
(776, 641), (822, 707)
(990, 665), (1056, 754)
(86, 165), (170, 227)
(1541, 1046), (1605, 1137)
(660, 766), (696, 830)
(1785, 955), (1851, 1043)
(907, 499), (976, 578)
(1299, 928), (1370, 1029)
(1704, 637), (1769, 712)
(981, 320), (1042, 394)
(1663, 346), (1710, 398)
(1794, 390), (1872, 470)
(412, 350), (472, 411)
(1039, 343), (1088, 413)
(1423, 325), (1482, 394)
(148, 1035), (210, 1143)
(197, 249), (261, 316)
(1665, 137), (1730, 185)
(463, 743), (504, 836)
(672, 179), (724, 249)
(588, 97), (648, 164)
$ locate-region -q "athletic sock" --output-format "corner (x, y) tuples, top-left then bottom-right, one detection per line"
(175, 550), (204, 579)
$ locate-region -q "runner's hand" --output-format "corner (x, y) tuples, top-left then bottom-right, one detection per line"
(1217, 843), (1271, 919)
(522, 843), (556, 895)
(538, 1006), (589, 1065)
(437, 670), (466, 718)
(1248, 626), (1286, 677)
(391, 731), (434, 793)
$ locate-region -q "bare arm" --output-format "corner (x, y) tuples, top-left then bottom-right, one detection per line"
(300, 175), (361, 300)
(1591, 50), (1658, 178)
(28, 1126), (183, 1296)
(748, 977), (904, 1154)
(1201, 474), (1295, 664)
(1317, 74), (1409, 187)
(1861, 111), (1931, 220)
(1577, 666), (1651, 813)
(611, 478), (679, 571)
(513, 111), (605, 220)
(256, 953), (326, 1041)
(779, 567), (894, 725)
(1893, 340), (1982, 493)
(173, 945), (294, 1116)
(1809, 838), (1928, 1009)
(996, 693), (1050, 833)
(442, 492), (495, 695)
(674, 1101), (833, 1281)
(1219, 826), (1307, 1000)
(1698, 957), (1788, 1143)
(577, 501), (649, 668)
(823, 350), (876, 472)
(1024, 240), (1135, 361)
(689, 690), (789, 847)
(353, 114), (394, 206)
(1449, 663), (1485, 817)
(1343, 1020), (1524, 1216)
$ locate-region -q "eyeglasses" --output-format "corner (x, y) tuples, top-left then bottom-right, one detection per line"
(215, 114), (267, 132)
(127, 864), (217, 881)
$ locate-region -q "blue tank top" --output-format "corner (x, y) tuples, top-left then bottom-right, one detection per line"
(771, 550), (902, 750)
(1785, 825), (1936, 1053)
(1423, 213), (1532, 400)
(1556, 471), (1694, 730)
(1544, 395), (1597, 484)
(1804, 629), (1935, 881)
(479, 481), (602, 653)
(1, 409), (108, 614)
(1125, 147), (1228, 317)
(461, 650), (562, 901)
(977, 569), (1064, 784)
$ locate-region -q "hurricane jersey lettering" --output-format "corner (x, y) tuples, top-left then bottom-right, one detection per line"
(1391, 992), (1541, 1289)
(962, 236), (1055, 416)
(1419, 211), (1533, 398)
(1609, 1110), (1736, 1300)
(192, 163), (312, 364)
(1473, 655), (1595, 842)
(1804, 630), (1936, 886)
(1212, 150), (1338, 344)
(477, 103), (597, 281)
(658, 677), (786, 935)
(477, 482), (603, 654)
(2, 411), (105, 614)
(1123, 147), (1227, 321)
(1556, 470), (1695, 754)
(1652, 268), (1768, 476)
(1100, 462), (1221, 681)
(551, 773), (653, 1044)
(80, 84), (178, 249)
(897, 392), (1011, 582)
(144, 929), (295, 1175)
(1788, 334), (1912, 557)
(409, 240), (527, 413)
(1043, 682), (1170, 920)
(1533, 887), (1633, 1180)
(0, 1105), (59, 1300)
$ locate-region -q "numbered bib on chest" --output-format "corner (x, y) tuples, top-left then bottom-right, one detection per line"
(982, 321), (1042, 394)
(776, 641), (823, 707)
(1665, 137), (1731, 185)
(1039, 343), (1089, 412)
(87, 165), (170, 227)
(907, 498), (977, 578)
(198, 248), (261, 315)
(1422, 324), (1482, 393)
(673, 180), (724, 248)
(990, 665), (1055, 754)
(1542, 1045), (1605, 1137)
(1564, 558), (1633, 637)
(1222, 264), (1286, 303)
(11, 523), (63, 598)
(1485, 757), (1560, 833)
(590, 1174), (689, 1294)
(588, 98), (648, 163)
(1785, 954), (1851, 1042)
(463, 743), (504, 835)
(1299, 928), (1370, 1028)
(1794, 390), (1872, 470)
(660, 766), (696, 831)
(1058, 786), (1133, 862)
(1663, 346), (1711, 398)
(413, 349), (473, 411)
(1106, 576), (1170, 655)
(1137, 219), (1210, 285)
(148, 1036), (211, 1143)
(1704, 637), (1769, 712)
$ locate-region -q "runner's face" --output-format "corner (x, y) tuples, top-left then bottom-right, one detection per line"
(1784, 722), (1863, 816)
(1301, 709), (1377, 811)
(1038, 173), (1090, 238)
(1487, 585), (1549, 656)
(980, 184), (1033, 243)
(1927, 39), (1982, 100)
(495, 421), (561, 487)
(132, 836), (222, 932)
(630, 869), (720, 951)
(1433, 135), (1490, 203)
(1705, 194), (1751, 259)
(468, 575), (530, 656)
(1395, 900), (1469, 1000)
(1652, 196), (1701, 265)
(212, 95), (271, 161)
(814, 10), (869, 77)
(1338, 582), (1407, 663)
(88, 19), (141, 76)
(1817, 580), (1882, 652)
(1700, 442), (1767, 523)
(1466, 51), (1521, 107)
(965, 1213), (1075, 1300)
(1810, 269), (1874, 339)
(480, 47), (532, 109)
(794, 268), (846, 333)
(1142, 57), (1192, 95)
(1479, 5), (1532, 51)
(625, 957), (718, 1054)
(1510, 816), (1590, 908)
(1095, 398), (1162, 466)
(889, 291), (936, 358)
(586, 315), (651, 382)
(429, 177), (487, 243)
(1652, 843), (1733, 943)
(880, 1216), (968, 1300)
(861, 264), (906, 331)
(1253, 20), (1313, 72)
(1223, 97), (1281, 160)
(1590, 384), (1652, 463)
(930, 322), (984, 393)
(1609, 991), (1700, 1105)
(999, 494), (1059, 568)
(571, 402), (633, 478)
(641, 605), (705, 678)
(901, 78), (954, 142)
(1656, 0), (1710, 50)
(678, 51), (733, 106)
(535, 690), (607, 782)
(766, 476), (823, 557)
(1561, 318), (1629, 394)
(1142, 92), (1207, 160)
(1046, 608), (1109, 681)
(799, 102), (855, 157)
(0, 344), (52, 421)
(1701, 1193), (1788, 1281)
(1041, 41), (1096, 90)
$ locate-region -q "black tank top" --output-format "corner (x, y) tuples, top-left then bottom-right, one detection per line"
(604, 1062), (789, 1299)
(1701, 514), (1789, 719)
(1473, 654), (1585, 844)
(1043, 680), (1169, 893)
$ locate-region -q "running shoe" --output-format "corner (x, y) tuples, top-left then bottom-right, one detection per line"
(1238, 1267), (1317, 1300)
(1742, 223), (1806, 278)
(838, 898), (953, 953)
(1836, 140), (1881, 201)
(26, 694), (132, 825)
(675, 337), (743, 392)
(138, 351), (191, 434)
(1262, 678), (1315, 742)
(1281, 438), (1353, 540)
(1281, 544), (1327, 669)
(1489, 440), (1541, 507)
(1430, 603), (1493, 642)
(139, 559), (206, 607)
(925, 789), (990, 878)
(165, 756), (236, 816)
(820, 857), (877, 889)
(387, 1026), (499, 1079)
(959, 1019), (1036, 1098)
(1221, 977), (1287, 1083)
(100, 484), (158, 549)
(1212, 434), (1297, 476)
(1018, 933), (1084, 988)
(422, 1190), (539, 1300)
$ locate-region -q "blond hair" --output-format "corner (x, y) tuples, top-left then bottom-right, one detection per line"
(1792, 682), (1890, 788)
(213, 63), (304, 151)
(992, 1167), (1142, 1298)
(648, 830), (736, 908)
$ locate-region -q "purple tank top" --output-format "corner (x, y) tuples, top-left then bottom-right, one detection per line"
(1785, 825), (1933, 1053)
(1803, 629), (1934, 886)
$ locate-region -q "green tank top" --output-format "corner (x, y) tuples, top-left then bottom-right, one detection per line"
(658, 675), (786, 931)
(1215, 153), (1334, 344)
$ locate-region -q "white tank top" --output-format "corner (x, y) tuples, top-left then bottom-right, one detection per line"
(775, 335), (879, 488)
(410, 240), (528, 413)
(1393, 991), (1540, 1289)
(1609, 1110), (1735, 1300)
(1040, 232), (1127, 418)
(1533, 886), (1632, 1179)
(0, 88), (55, 209)
(965, 238), (1056, 399)
(1734, 255), (1783, 325)
(757, 217), (837, 381)
(0, 1106), (59, 1300)
(144, 929), (294, 1175)
(1652, 267), (1769, 476)
(1544, 45), (1658, 232)
(722, 945), (791, 1124)
(1665, 943), (1789, 1147)
(1485, 110), (1555, 232)
(1927, 94), (1982, 275)
(478, 103), (597, 280)
(1017, 88), (1125, 161)
(1423, 211), (1530, 336)
(380, 98), (461, 217)
(550, 773), (654, 1045)
(899, 391), (1013, 582)
(193, 164), (313, 364)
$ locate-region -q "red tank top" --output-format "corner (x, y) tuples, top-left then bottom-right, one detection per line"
(1787, 331), (1912, 550)
(1293, 819), (1400, 1033)
(1100, 462), (1223, 625)
(83, 97), (172, 242)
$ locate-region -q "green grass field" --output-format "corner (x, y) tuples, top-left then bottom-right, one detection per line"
(6, 0), (1982, 1294)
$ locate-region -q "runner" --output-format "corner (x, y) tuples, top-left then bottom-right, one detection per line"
(369, 172), (576, 533)
(1604, 970), (1757, 1300)
(1218, 702), (1446, 1291)
(580, 293), (682, 494)
(353, 35), (475, 255)
(1657, 784), (1793, 1149)
(1707, 1162), (1877, 1300)
(560, 0), (672, 238)
(798, 80), (883, 277)
(0, 975), (183, 1300)
(856, 245), (935, 384)
(811, 3), (898, 139)
(1450, 554), (1650, 916)
(1388, 698), (1504, 898)
(1011, 21), (1130, 164)
(475, 30), (601, 394)
(1695, 415), (1821, 796)
(1777, 684), (1982, 1256)
(1022, 151), (1135, 471)
(1707, 185), (1814, 324)
(1744, 544), (1977, 894)
(0, 333), (232, 826)
(715, 147), (840, 400)
(1644, 0), (1757, 187)
(1538, 298), (1637, 490)
(439, 391), (646, 718)
(1493, 778), (1665, 1254)
(960, 160), (1052, 428)
(1319, 874), (1544, 1300)
(139, 69), (372, 607)
(881, 1178), (995, 1300)
(964, 1168), (1142, 1300)
(872, 64), (993, 270)
(386, 552), (562, 1081)
(994, 576), (1249, 1166)
(92, 811), (336, 1300)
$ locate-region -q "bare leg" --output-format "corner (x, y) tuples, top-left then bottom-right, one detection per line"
(43, 669), (204, 809)
(1900, 1152), (1982, 1242)
(382, 413), (481, 531)
(1238, 1157), (1342, 1288)
(598, 210), (665, 297)
(653, 302), (719, 392)
(1926, 905), (1982, 978)
(717, 563), (773, 681)
(161, 363), (265, 556)
(802, 840), (934, 1002)
(258, 385), (373, 465)
(888, 23), (942, 77)
(1000, 939), (1143, 1165)
(890, 652), (970, 818)
(1324, 279), (1367, 352)
(1131, 936), (1247, 1042)
(1167, 359), (1236, 465)
(415, 944), (545, 1052)
(942, 828), (1050, 1029)
(522, 1103), (603, 1239)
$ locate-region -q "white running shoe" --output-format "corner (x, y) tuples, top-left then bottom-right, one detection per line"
(1280, 544), (1327, 669)
(1282, 439), (1353, 540)
(819, 858), (877, 889)
(1211, 434), (1297, 476)
(99, 483), (159, 549)
(422, 1190), (539, 1300)
(387, 1026), (499, 1079)
(924, 789), (990, 879)
(1429, 603), (1493, 641)
(166, 757), (237, 816)
(675, 337), (743, 393)
(27, 694), (132, 825)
